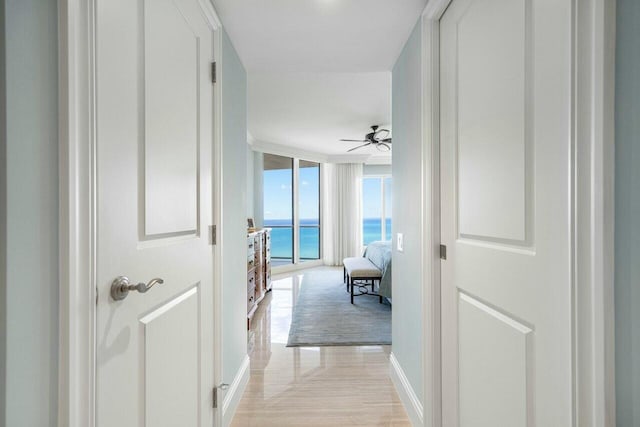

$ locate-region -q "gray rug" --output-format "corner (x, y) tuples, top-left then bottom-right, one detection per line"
(286, 269), (391, 347)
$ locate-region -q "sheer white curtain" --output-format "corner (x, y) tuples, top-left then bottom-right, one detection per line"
(322, 163), (363, 265)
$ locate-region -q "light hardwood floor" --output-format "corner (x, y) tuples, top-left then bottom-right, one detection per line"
(231, 266), (410, 426)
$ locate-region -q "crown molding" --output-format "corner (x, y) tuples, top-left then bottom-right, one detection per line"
(247, 132), (256, 146)
(362, 154), (392, 165)
(249, 137), (393, 165)
(327, 153), (372, 164)
(250, 139), (330, 163)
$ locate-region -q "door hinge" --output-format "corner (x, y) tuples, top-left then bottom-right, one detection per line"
(440, 244), (447, 260)
(211, 62), (217, 84)
(209, 225), (217, 245)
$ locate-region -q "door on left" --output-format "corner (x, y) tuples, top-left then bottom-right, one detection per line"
(95, 0), (216, 425)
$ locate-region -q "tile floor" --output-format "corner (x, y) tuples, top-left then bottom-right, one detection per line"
(230, 266), (410, 426)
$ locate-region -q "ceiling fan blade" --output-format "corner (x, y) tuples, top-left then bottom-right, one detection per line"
(340, 139), (368, 142)
(376, 143), (391, 152)
(373, 129), (390, 140)
(347, 143), (371, 152)
(380, 138), (392, 143)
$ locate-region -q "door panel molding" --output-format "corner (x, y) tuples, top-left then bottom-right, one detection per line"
(143, 0), (200, 237)
(419, 0), (616, 426)
(58, 1), (223, 426)
(455, 0), (531, 246)
(458, 292), (533, 427)
(141, 286), (200, 427)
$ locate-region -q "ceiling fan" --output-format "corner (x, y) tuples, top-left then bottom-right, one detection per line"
(340, 125), (392, 152)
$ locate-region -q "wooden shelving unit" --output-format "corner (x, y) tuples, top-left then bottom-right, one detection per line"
(247, 228), (271, 328)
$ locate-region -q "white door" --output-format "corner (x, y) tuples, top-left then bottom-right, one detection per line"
(440, 0), (573, 425)
(95, 0), (215, 425)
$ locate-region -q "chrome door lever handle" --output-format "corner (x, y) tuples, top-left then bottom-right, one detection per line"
(110, 276), (164, 301)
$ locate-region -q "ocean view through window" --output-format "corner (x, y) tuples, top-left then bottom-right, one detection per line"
(263, 154), (320, 265)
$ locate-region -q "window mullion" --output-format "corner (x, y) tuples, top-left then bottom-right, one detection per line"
(293, 158), (300, 264)
(380, 177), (386, 241)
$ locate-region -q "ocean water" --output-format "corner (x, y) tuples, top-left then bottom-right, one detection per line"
(264, 218), (391, 260)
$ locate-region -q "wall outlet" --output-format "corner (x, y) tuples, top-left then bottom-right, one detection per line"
(397, 233), (403, 252)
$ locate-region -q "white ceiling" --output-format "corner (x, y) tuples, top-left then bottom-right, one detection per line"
(212, 0), (427, 72)
(212, 0), (427, 160)
(249, 72), (391, 158)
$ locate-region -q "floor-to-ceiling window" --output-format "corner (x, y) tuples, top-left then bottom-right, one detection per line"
(263, 154), (321, 266)
(362, 176), (392, 246)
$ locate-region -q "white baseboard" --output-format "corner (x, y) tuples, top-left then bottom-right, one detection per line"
(390, 352), (424, 426)
(222, 355), (250, 426)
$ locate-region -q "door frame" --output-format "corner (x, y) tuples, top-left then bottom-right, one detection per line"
(419, 0), (617, 426)
(57, 1), (224, 426)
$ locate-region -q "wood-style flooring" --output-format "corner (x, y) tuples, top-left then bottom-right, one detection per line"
(231, 266), (410, 426)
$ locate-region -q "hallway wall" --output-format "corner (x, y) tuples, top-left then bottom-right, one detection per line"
(247, 146), (254, 218)
(0, 2), (6, 423)
(391, 19), (424, 405)
(1, 0), (59, 426)
(615, 0), (640, 424)
(221, 29), (250, 387)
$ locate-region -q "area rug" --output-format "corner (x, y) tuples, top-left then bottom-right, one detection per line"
(286, 269), (391, 347)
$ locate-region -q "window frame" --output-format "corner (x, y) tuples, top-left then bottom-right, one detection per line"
(262, 155), (322, 265)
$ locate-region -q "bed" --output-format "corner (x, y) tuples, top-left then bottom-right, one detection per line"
(363, 241), (392, 299)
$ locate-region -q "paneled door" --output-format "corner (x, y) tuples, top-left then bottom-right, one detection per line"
(95, 0), (215, 425)
(440, 0), (573, 425)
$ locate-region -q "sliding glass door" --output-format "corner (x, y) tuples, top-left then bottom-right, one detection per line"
(263, 154), (321, 266)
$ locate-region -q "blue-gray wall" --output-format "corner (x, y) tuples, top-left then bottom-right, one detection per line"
(615, 0), (640, 424)
(3, 1), (59, 426)
(221, 29), (249, 388)
(0, 0), (6, 423)
(392, 20), (424, 404)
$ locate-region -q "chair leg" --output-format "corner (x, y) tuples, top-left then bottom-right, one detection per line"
(350, 277), (354, 304)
